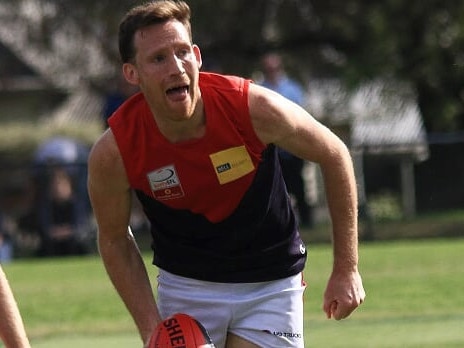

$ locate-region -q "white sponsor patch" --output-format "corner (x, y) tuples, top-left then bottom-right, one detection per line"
(147, 164), (185, 200)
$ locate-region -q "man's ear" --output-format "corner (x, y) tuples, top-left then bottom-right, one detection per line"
(122, 63), (139, 85)
(193, 44), (202, 69)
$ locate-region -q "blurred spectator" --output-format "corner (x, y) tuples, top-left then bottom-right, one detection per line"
(0, 213), (13, 263)
(102, 76), (139, 127)
(37, 167), (83, 255)
(259, 52), (313, 227)
(21, 137), (94, 257)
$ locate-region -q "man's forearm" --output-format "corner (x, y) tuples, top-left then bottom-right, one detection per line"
(99, 230), (161, 343)
(321, 148), (359, 270)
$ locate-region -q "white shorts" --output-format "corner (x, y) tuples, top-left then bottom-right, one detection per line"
(156, 270), (306, 348)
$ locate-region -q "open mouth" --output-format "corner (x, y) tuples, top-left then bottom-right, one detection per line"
(166, 85), (189, 98)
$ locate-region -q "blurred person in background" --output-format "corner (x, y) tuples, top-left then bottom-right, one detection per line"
(35, 166), (86, 256)
(102, 75), (139, 127)
(0, 265), (30, 348)
(259, 52), (313, 227)
(19, 137), (94, 257)
(0, 212), (13, 263)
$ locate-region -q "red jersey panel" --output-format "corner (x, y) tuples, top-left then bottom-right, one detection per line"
(109, 73), (265, 223)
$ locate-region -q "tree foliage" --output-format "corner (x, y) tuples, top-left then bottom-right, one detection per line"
(2, 0), (464, 132)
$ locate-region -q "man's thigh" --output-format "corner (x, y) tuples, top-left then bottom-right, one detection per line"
(225, 333), (260, 348)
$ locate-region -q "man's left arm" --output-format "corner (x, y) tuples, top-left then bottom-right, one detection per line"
(317, 140), (365, 320)
(248, 82), (366, 320)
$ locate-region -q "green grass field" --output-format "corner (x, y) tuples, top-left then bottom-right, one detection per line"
(2, 238), (463, 347)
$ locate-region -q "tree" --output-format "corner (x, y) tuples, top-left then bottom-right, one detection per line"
(1, 0), (463, 132)
(318, 0), (464, 132)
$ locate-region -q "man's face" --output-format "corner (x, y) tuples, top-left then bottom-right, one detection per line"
(123, 20), (202, 122)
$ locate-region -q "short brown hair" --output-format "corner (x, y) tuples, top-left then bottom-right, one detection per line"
(118, 0), (192, 63)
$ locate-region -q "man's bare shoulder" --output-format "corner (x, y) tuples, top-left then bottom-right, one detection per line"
(248, 83), (299, 145)
(89, 129), (118, 162)
(88, 129), (125, 179)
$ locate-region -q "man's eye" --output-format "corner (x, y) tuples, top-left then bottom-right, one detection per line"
(154, 55), (165, 63)
(178, 49), (189, 58)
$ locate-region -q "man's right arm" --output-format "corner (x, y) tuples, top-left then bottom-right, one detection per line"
(87, 130), (161, 345)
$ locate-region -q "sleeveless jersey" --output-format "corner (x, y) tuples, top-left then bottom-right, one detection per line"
(109, 72), (307, 282)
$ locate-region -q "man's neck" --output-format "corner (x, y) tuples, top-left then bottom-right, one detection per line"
(153, 98), (206, 144)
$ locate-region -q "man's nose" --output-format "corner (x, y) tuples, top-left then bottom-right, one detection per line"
(169, 56), (185, 75)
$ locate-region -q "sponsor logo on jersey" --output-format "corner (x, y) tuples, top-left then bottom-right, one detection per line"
(209, 145), (254, 184)
(147, 165), (185, 200)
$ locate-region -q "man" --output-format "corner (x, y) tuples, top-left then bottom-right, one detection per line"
(0, 266), (31, 348)
(87, 1), (365, 347)
(260, 52), (313, 227)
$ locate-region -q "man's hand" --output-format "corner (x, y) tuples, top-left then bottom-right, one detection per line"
(323, 269), (365, 320)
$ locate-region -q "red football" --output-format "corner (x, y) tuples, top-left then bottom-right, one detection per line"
(148, 313), (216, 348)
